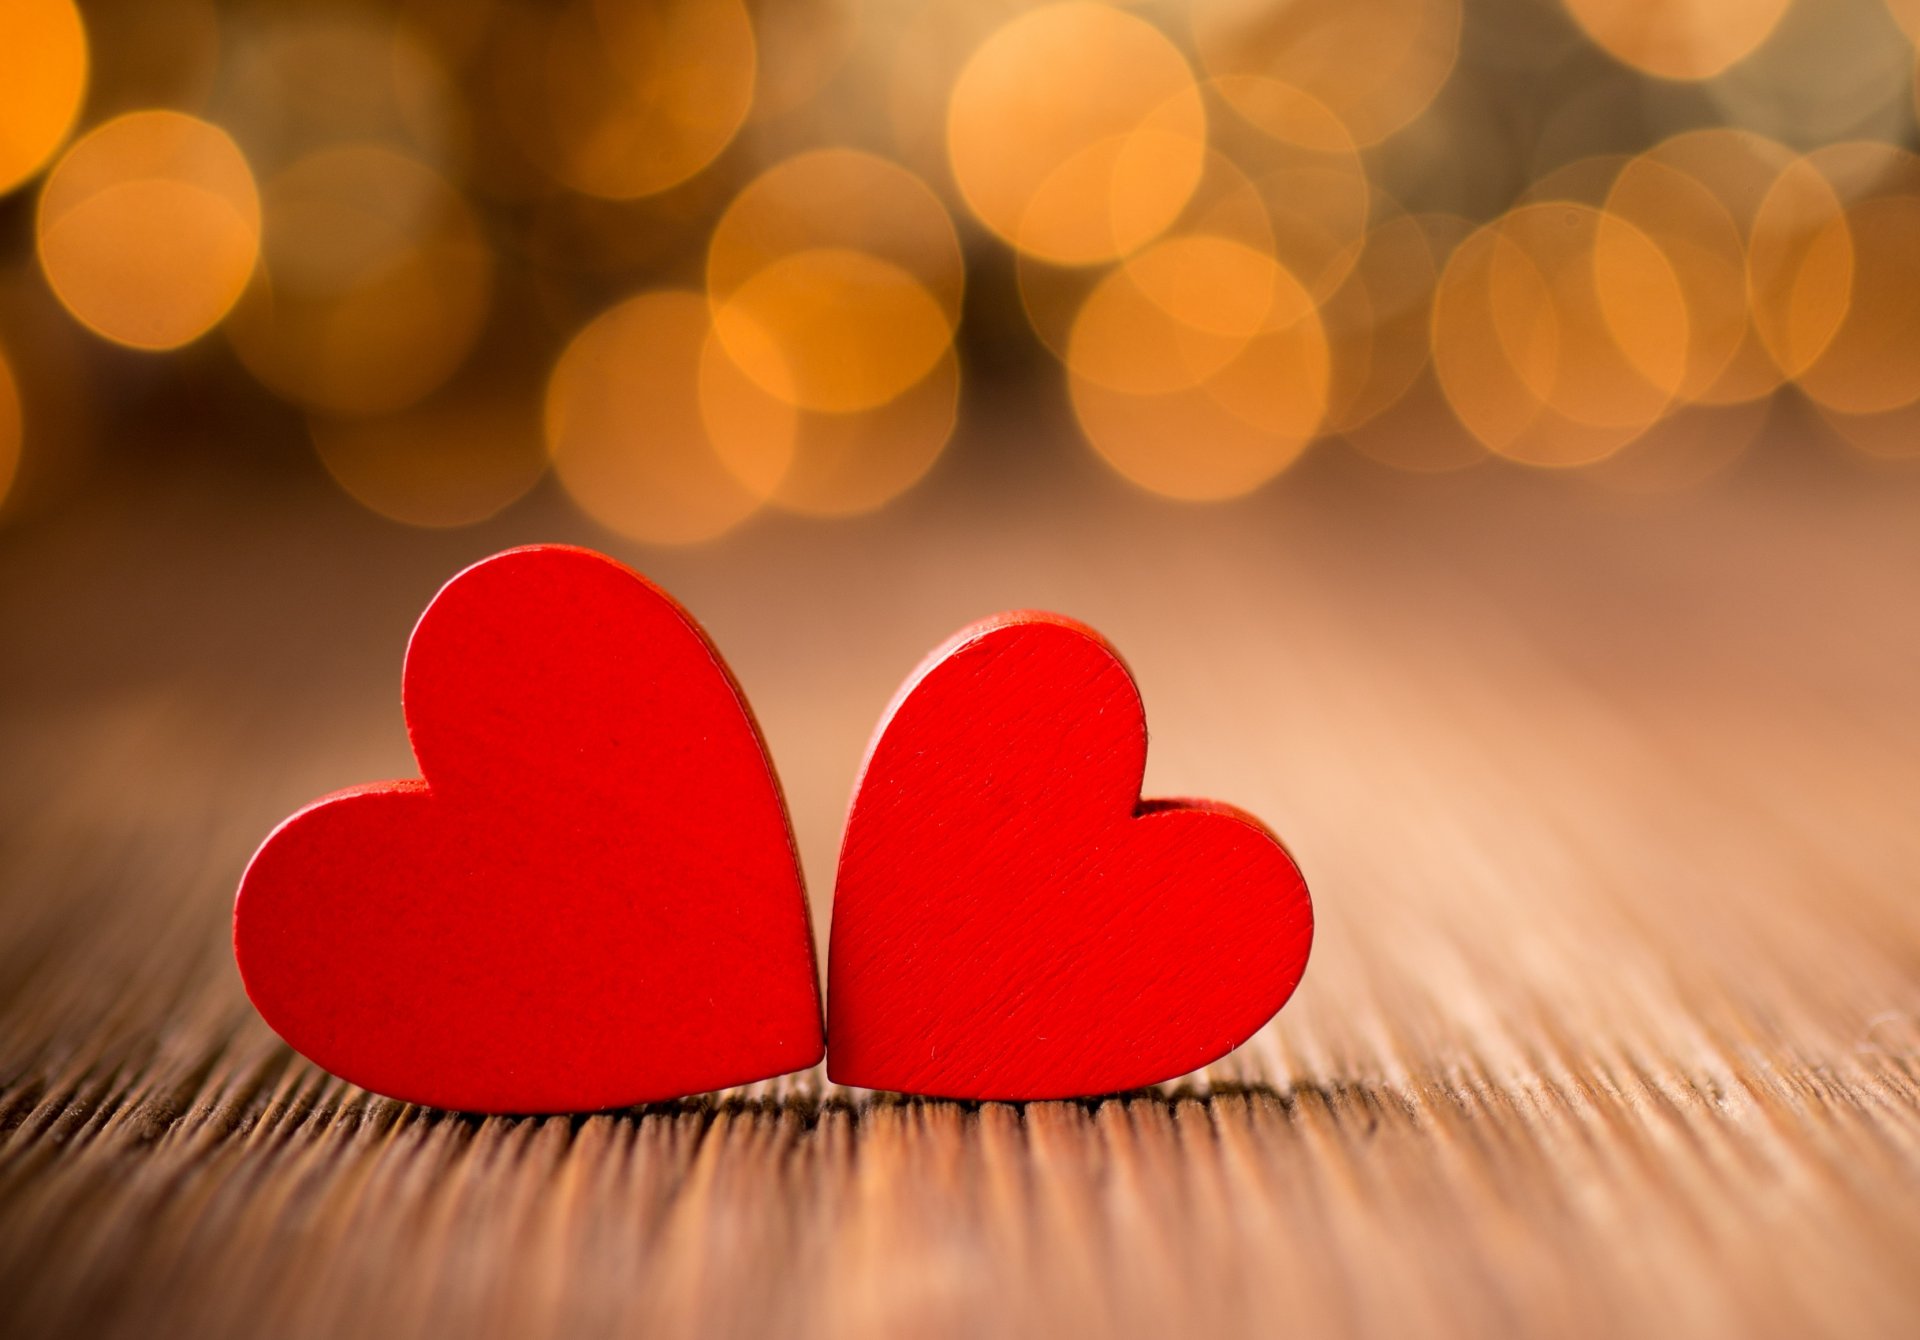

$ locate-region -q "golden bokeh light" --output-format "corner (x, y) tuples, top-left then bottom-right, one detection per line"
(713, 250), (952, 414)
(703, 341), (960, 518)
(707, 150), (963, 413)
(228, 145), (492, 417)
(3, 0), (1917, 536)
(311, 354), (547, 528)
(1018, 148), (1275, 362)
(1201, 71), (1363, 155)
(548, 290), (789, 545)
(0, 347), (20, 510)
(1747, 155), (1853, 380)
(1204, 83), (1373, 302)
(1433, 227), (1562, 461)
(1620, 129), (1795, 405)
(1069, 239), (1329, 499)
(947, 2), (1206, 265)
(37, 112), (260, 351)
(1602, 155), (1748, 405)
(1193, 0), (1461, 147)
(1793, 143), (1920, 417)
(883, 0), (1040, 193)
(1432, 204), (1689, 467)
(0, 0), (88, 195)
(1559, 0), (1793, 80)
(708, 150), (964, 319)
(1543, 209), (1691, 425)
(1069, 236), (1281, 395)
(537, 0), (756, 199)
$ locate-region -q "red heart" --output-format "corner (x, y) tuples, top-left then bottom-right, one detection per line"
(826, 613), (1312, 1099)
(234, 546), (823, 1112)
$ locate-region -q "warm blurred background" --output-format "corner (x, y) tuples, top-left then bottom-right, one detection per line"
(2, 0), (1918, 535)
(8, 7), (1920, 1338)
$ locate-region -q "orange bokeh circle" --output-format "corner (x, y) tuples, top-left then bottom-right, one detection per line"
(37, 111), (260, 350)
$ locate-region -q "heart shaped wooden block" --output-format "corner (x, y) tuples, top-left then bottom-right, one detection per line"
(827, 613), (1313, 1100)
(234, 545), (824, 1113)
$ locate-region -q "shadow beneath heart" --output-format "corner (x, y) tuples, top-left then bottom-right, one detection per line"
(422, 1076), (1363, 1136)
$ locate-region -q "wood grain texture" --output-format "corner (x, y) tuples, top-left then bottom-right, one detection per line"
(828, 611), (1312, 1098)
(233, 545), (825, 1112)
(3, 419), (1919, 1339)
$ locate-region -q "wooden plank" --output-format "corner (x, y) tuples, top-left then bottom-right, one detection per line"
(3, 440), (1919, 1339)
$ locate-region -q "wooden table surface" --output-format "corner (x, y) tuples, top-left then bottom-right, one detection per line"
(4, 406), (1919, 1339)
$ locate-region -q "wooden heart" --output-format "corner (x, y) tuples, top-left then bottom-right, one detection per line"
(827, 613), (1312, 1099)
(234, 545), (823, 1112)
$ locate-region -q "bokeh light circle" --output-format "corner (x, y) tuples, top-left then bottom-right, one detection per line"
(708, 150), (964, 319)
(37, 112), (260, 350)
(1069, 237), (1329, 499)
(1559, 0), (1793, 80)
(1618, 129), (1796, 405)
(713, 249), (952, 413)
(1018, 148), (1275, 362)
(702, 338), (960, 518)
(1193, 0), (1461, 147)
(1747, 155), (1853, 380)
(1794, 143), (1920, 417)
(227, 145), (492, 417)
(547, 290), (790, 545)
(1432, 203), (1689, 467)
(1601, 155), (1748, 405)
(0, 0), (88, 195)
(947, 2), (1207, 264)
(539, 0), (756, 199)
(707, 151), (963, 413)
(1069, 235), (1281, 395)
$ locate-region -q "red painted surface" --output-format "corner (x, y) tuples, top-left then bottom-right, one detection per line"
(827, 613), (1313, 1100)
(234, 546), (824, 1112)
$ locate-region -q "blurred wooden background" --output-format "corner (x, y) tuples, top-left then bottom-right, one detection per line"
(3, 410), (1919, 1339)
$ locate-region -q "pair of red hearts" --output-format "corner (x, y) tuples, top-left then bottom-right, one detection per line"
(235, 546), (1312, 1112)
